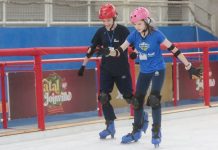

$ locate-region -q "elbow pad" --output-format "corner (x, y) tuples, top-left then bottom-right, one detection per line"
(173, 50), (181, 58)
(167, 44), (175, 51)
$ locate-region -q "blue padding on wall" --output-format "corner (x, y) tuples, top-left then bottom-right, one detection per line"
(0, 26), (101, 69)
(0, 26), (217, 68)
(0, 26), (100, 48)
(0, 26), (217, 101)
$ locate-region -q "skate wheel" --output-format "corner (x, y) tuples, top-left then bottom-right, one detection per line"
(154, 144), (159, 148)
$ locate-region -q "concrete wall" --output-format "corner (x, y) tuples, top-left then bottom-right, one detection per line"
(191, 0), (218, 36)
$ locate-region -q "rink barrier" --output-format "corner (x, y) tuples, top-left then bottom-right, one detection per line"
(0, 41), (218, 131)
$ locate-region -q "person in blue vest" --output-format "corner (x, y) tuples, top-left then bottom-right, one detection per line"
(97, 7), (202, 147)
(78, 4), (148, 140)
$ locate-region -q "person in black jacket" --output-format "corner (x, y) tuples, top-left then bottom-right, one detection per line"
(78, 3), (148, 140)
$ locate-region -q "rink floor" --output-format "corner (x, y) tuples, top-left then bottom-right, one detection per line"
(0, 106), (218, 150)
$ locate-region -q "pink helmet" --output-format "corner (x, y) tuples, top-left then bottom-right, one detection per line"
(130, 7), (150, 24)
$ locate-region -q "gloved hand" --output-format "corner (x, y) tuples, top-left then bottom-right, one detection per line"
(187, 64), (202, 79)
(96, 47), (121, 57)
(96, 47), (110, 57)
(78, 65), (85, 76)
(129, 52), (137, 59)
(86, 47), (95, 58)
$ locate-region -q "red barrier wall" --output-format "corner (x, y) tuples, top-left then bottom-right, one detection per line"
(8, 69), (97, 119)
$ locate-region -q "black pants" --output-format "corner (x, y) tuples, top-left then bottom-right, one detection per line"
(100, 68), (133, 121)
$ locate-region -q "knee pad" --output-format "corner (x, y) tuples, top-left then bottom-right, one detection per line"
(123, 93), (134, 104)
(134, 94), (145, 110)
(123, 93), (139, 109)
(98, 92), (111, 105)
(136, 94), (145, 105)
(123, 93), (143, 110)
(147, 93), (161, 109)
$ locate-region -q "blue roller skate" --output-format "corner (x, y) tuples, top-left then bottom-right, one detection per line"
(121, 111), (149, 144)
(99, 120), (115, 139)
(152, 124), (161, 148)
(121, 123), (142, 143)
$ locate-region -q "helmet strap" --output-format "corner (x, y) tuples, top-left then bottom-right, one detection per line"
(110, 23), (114, 31)
(142, 28), (148, 36)
(142, 18), (152, 36)
(109, 17), (116, 31)
(142, 20), (149, 36)
(110, 17), (116, 31)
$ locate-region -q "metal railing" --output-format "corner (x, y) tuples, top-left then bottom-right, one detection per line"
(1, 41), (218, 130)
(0, 0), (216, 33)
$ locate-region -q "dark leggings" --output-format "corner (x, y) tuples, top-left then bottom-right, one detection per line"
(100, 68), (133, 121)
(134, 69), (165, 128)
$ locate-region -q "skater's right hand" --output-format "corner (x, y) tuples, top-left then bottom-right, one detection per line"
(129, 52), (137, 60)
(78, 65), (85, 76)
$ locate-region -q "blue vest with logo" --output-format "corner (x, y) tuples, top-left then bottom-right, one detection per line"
(127, 29), (166, 73)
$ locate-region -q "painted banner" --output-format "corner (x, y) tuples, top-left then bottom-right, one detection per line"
(8, 69), (97, 119)
(179, 62), (218, 100)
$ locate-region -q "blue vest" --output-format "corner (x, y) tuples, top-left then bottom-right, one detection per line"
(127, 29), (166, 73)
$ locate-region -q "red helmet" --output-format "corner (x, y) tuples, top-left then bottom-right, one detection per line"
(99, 3), (117, 19)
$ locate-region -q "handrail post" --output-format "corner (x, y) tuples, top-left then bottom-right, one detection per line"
(0, 64), (8, 128)
(34, 55), (45, 130)
(203, 47), (210, 106)
(173, 57), (177, 106)
(128, 51), (136, 116)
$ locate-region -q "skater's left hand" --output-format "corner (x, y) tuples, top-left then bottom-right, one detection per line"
(96, 47), (110, 57)
(186, 63), (202, 79)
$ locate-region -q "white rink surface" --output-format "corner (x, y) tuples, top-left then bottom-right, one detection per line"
(0, 107), (218, 150)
